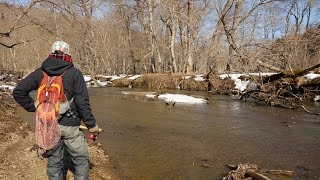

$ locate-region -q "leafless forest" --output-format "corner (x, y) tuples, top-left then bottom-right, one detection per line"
(0, 0), (320, 76)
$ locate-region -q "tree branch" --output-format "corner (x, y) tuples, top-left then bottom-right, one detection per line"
(0, 39), (35, 48)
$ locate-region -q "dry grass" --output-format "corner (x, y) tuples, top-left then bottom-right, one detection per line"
(132, 73), (181, 89)
(179, 79), (208, 91)
(110, 78), (131, 87)
(110, 73), (237, 93)
(110, 73), (213, 91)
(209, 74), (235, 95)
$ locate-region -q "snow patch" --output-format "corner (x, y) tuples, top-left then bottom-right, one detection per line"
(158, 93), (207, 104)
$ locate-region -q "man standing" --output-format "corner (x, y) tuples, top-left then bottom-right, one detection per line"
(13, 41), (99, 180)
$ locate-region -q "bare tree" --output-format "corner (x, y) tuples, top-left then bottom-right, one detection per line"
(0, 0), (41, 48)
(217, 0), (283, 72)
(1, 0), (320, 75)
(160, 0), (178, 73)
(112, 0), (142, 74)
(284, 0), (314, 36)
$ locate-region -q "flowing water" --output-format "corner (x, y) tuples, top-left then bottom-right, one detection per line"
(17, 87), (320, 179)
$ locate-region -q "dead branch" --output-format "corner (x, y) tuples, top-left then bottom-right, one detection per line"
(263, 170), (294, 176)
(245, 171), (271, 180)
(223, 163), (294, 180)
(299, 105), (320, 115)
(0, 39), (35, 48)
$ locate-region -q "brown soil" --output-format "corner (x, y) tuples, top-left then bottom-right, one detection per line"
(0, 95), (120, 180)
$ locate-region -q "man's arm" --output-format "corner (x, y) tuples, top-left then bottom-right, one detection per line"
(13, 69), (42, 112)
(73, 70), (98, 131)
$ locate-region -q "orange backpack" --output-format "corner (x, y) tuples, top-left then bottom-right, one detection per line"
(35, 71), (67, 150)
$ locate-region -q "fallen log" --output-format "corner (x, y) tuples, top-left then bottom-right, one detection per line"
(262, 63), (320, 84)
(262, 72), (285, 84)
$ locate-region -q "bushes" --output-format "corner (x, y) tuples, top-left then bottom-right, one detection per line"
(110, 73), (235, 92)
(109, 73), (211, 91)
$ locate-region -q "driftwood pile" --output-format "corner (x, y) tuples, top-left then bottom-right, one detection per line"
(223, 163), (294, 180)
(236, 68), (320, 115)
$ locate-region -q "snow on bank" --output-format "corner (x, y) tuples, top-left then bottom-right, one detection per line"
(0, 85), (15, 91)
(121, 91), (207, 104)
(2, 72), (320, 102)
(183, 74), (206, 81)
(83, 75), (92, 82)
(194, 74), (206, 81)
(84, 72), (276, 92)
(146, 93), (157, 99)
(158, 93), (207, 104)
(128, 75), (141, 80)
(84, 74), (128, 82)
(219, 74), (250, 92)
(304, 72), (320, 80)
(219, 73), (276, 92)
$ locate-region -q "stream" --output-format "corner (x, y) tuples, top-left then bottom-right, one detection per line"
(17, 87), (320, 179)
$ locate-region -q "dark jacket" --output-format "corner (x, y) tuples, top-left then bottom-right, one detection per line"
(13, 57), (97, 129)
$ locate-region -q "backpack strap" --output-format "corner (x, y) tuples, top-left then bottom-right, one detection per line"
(35, 72), (49, 103)
(36, 71), (67, 107)
(47, 76), (56, 86)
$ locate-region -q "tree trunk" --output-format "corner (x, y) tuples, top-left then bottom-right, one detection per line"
(169, 3), (177, 73)
(186, 0), (194, 74)
(178, 15), (186, 73)
(117, 0), (138, 74)
(148, 0), (156, 73)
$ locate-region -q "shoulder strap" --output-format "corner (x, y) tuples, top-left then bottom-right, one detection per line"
(43, 70), (68, 85)
(48, 76), (56, 86)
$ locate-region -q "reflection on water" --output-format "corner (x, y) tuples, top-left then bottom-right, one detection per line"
(17, 87), (320, 179)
